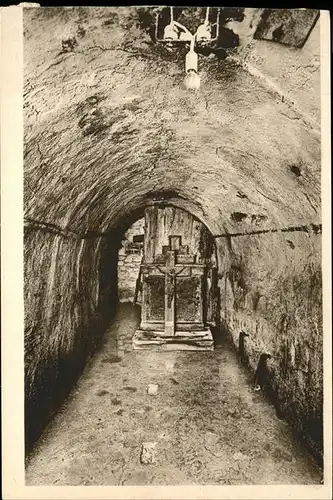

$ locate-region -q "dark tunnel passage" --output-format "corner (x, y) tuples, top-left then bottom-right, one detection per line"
(25, 196), (323, 470)
(21, 6), (326, 486)
(24, 199), (323, 484)
(25, 200), (224, 452)
(24, 197), (323, 484)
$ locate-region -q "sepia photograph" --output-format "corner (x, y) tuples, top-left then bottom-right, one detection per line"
(1, 4), (332, 498)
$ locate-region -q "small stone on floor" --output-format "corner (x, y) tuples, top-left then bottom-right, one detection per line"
(140, 442), (157, 464)
(147, 383), (158, 395)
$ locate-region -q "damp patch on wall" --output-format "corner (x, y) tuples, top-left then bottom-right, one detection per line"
(254, 9), (319, 48)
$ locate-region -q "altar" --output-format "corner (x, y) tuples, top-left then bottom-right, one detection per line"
(132, 205), (216, 351)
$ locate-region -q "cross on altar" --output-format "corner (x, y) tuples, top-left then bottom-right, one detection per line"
(140, 235), (205, 334)
(155, 250), (186, 336)
(133, 235), (214, 350)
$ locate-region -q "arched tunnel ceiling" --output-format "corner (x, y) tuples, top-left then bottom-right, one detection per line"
(24, 7), (321, 236)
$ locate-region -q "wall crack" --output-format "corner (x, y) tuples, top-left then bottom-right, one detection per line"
(214, 223), (322, 238)
(24, 217), (112, 240)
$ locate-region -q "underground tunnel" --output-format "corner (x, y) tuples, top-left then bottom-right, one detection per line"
(22, 6), (324, 486)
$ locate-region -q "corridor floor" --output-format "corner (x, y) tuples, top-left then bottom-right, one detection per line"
(25, 303), (322, 486)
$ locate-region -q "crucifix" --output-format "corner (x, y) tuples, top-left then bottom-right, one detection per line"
(133, 206), (215, 351)
(137, 234), (208, 335)
(155, 237), (186, 337)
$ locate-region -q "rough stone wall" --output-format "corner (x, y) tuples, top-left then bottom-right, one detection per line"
(118, 218), (144, 302)
(23, 6), (322, 456)
(228, 8), (321, 122)
(217, 228), (323, 461)
(24, 227), (119, 447)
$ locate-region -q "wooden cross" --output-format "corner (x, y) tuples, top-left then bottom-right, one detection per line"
(140, 235), (207, 336)
(156, 248), (186, 337)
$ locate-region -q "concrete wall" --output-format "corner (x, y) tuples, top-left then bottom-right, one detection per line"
(23, 7), (322, 458)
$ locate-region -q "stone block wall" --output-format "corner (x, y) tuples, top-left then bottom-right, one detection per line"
(118, 218), (144, 302)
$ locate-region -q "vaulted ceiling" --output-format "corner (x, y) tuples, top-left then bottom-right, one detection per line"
(24, 7), (321, 236)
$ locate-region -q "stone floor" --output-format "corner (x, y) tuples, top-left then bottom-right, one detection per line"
(25, 303), (322, 486)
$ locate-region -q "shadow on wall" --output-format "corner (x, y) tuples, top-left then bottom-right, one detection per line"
(217, 230), (323, 467)
(24, 232), (121, 453)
